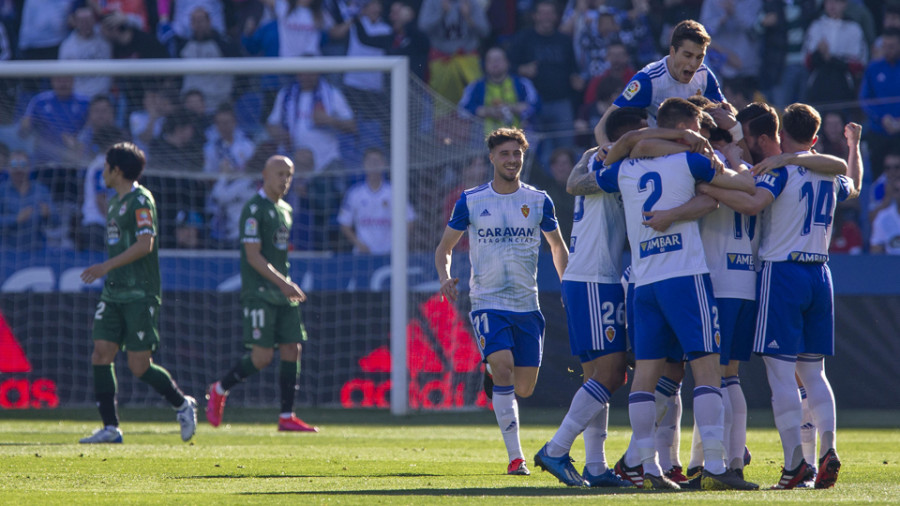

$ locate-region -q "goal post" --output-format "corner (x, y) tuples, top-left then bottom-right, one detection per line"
(0, 56), (493, 415)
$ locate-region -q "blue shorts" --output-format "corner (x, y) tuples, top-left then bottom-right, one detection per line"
(716, 297), (756, 364)
(562, 281), (627, 362)
(470, 309), (545, 367)
(633, 274), (720, 361)
(754, 261), (834, 356)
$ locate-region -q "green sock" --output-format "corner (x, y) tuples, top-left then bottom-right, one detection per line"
(279, 361), (299, 415)
(139, 363), (186, 408)
(221, 355), (259, 391)
(93, 364), (118, 427)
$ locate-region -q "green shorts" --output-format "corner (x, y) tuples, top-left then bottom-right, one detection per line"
(91, 299), (160, 352)
(243, 299), (307, 349)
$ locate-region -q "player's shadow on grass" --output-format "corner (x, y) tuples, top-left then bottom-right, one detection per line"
(238, 487), (660, 496)
(182, 472), (447, 479)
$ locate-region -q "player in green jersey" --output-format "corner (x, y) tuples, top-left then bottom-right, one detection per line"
(79, 142), (198, 444)
(206, 155), (318, 432)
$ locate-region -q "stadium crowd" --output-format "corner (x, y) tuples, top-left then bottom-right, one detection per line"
(0, 0), (897, 254)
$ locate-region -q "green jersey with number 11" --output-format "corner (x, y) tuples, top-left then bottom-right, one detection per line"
(239, 190), (296, 306)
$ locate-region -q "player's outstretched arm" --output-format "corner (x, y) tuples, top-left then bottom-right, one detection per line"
(642, 194), (718, 232)
(593, 103), (620, 148)
(608, 129), (711, 164)
(435, 226), (465, 302)
(710, 167), (756, 194)
(542, 226), (569, 282)
(751, 152), (847, 177)
(81, 233), (153, 284)
(845, 122), (864, 199)
(567, 147), (604, 196)
(698, 182), (773, 216)
(244, 242), (306, 302)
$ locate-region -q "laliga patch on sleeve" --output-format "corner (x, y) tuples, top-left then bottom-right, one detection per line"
(622, 80), (641, 100)
(244, 217), (258, 236)
(135, 209), (153, 228)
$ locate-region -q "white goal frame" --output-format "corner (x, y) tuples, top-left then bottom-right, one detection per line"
(1, 57), (412, 415)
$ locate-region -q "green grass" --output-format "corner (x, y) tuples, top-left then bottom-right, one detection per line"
(1, 408), (899, 504)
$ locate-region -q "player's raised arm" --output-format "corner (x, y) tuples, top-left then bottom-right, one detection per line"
(751, 152), (847, 177)
(434, 226), (465, 302)
(844, 122), (864, 199)
(593, 103), (620, 148)
(566, 147), (603, 196)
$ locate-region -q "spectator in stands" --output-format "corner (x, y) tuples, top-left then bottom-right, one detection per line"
(204, 103), (255, 174)
(418, 0), (490, 104)
(348, 0), (431, 83)
(17, 0), (76, 60)
(440, 154), (489, 252)
(130, 88), (176, 154)
(0, 151), (57, 249)
(700, 0), (761, 91)
(508, 0), (582, 167)
(59, 7), (113, 100)
(90, 0), (159, 33)
(77, 95), (118, 163)
(860, 28), (900, 180)
(459, 46), (540, 137)
(266, 72), (356, 173)
(803, 0), (868, 106)
(869, 151), (900, 224)
(149, 110), (204, 171)
(240, 3), (282, 114)
(338, 147), (414, 254)
(264, 0), (335, 57)
(526, 146), (575, 245)
(573, 7), (622, 81)
(177, 6), (242, 112)
(102, 11), (172, 111)
(77, 125), (128, 251)
(872, 2), (900, 61)
(206, 166), (256, 250)
(342, 0), (391, 122)
(174, 209), (206, 248)
(830, 207), (864, 255)
(287, 146), (342, 251)
(870, 156), (900, 254)
(580, 41), (635, 107)
(575, 74), (621, 149)
(18, 75), (90, 166)
(169, 0), (229, 40)
(814, 111), (851, 160)
(759, 0), (817, 108)
(182, 89), (214, 139)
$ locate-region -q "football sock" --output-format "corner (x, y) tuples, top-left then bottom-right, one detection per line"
(627, 391), (660, 475)
(721, 381), (733, 464)
(764, 356), (803, 469)
(221, 355), (259, 392)
(796, 357), (836, 458)
(724, 377), (747, 470)
(654, 377), (681, 470)
(492, 385), (523, 462)
(687, 421), (704, 469)
(799, 386), (817, 466)
(694, 385), (726, 475)
(139, 363), (186, 408)
(279, 360), (299, 415)
(547, 379), (609, 458)
(583, 404), (610, 475)
(93, 364), (119, 427)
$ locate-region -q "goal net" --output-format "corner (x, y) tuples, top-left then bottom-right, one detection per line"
(0, 57), (502, 414)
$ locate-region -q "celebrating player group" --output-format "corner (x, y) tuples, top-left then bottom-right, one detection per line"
(436, 19), (861, 491)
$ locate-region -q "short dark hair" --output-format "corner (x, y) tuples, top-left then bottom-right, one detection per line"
(657, 97), (702, 129)
(686, 95), (715, 110)
(670, 19), (711, 50)
(106, 142), (146, 181)
(486, 127), (529, 151)
(737, 102), (779, 139)
(605, 107), (647, 142)
(782, 103), (821, 144)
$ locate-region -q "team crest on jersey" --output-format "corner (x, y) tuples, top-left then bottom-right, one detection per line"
(275, 225), (289, 250)
(244, 217), (258, 236)
(521, 204), (530, 218)
(135, 209), (152, 228)
(714, 330), (721, 348)
(479, 336), (485, 350)
(622, 80), (640, 100)
(118, 203), (127, 216)
(605, 326), (616, 343)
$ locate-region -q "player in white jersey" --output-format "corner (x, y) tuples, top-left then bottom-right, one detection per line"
(698, 103), (863, 490)
(532, 108), (651, 488)
(435, 127), (568, 477)
(594, 98), (758, 491)
(593, 19), (725, 147)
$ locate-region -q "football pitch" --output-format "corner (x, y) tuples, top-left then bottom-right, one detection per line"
(1, 408), (898, 505)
